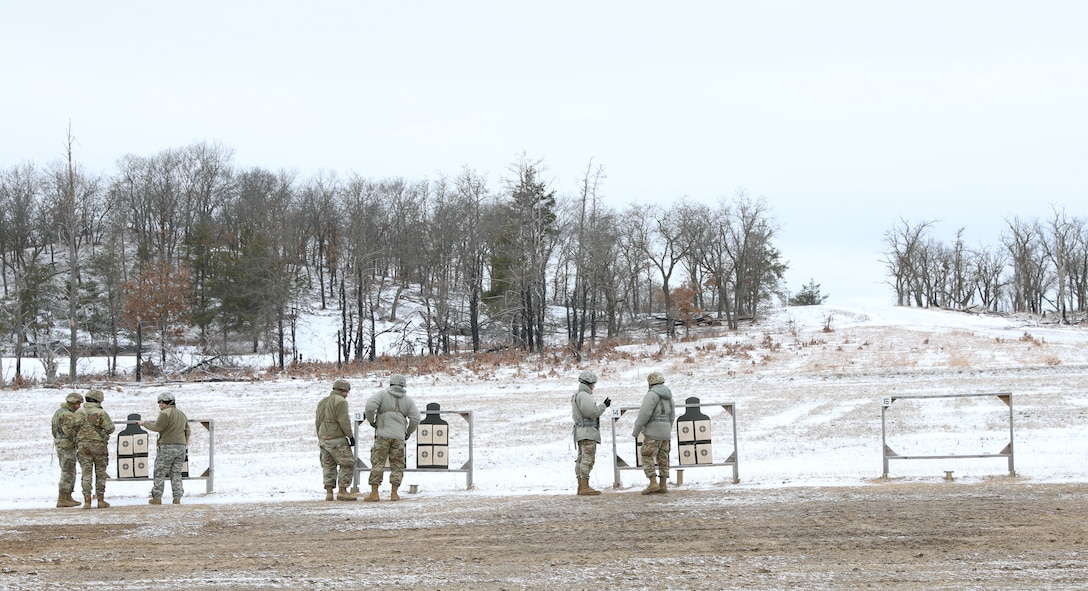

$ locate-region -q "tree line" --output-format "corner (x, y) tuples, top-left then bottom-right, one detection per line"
(0, 140), (786, 383)
(883, 208), (1088, 321)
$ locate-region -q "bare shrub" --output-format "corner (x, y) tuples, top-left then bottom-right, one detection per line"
(10, 374), (34, 389)
(1020, 332), (1044, 346)
(141, 359), (162, 378)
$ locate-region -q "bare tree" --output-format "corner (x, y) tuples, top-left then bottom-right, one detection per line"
(615, 209), (650, 326)
(1044, 206), (1083, 322)
(591, 208), (624, 338)
(625, 202), (689, 337)
(721, 194), (783, 324)
(1068, 223), (1088, 314)
(698, 201), (737, 323)
(883, 218), (937, 307)
(567, 160), (606, 352)
(0, 163), (53, 382)
(454, 168), (492, 352)
(341, 174), (387, 362)
(970, 243), (1006, 312)
(43, 125), (103, 381)
(944, 228), (973, 309)
(674, 200), (711, 313)
(300, 171), (342, 310)
(1003, 216), (1052, 314)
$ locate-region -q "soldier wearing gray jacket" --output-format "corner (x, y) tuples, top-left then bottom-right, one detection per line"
(571, 370), (610, 496)
(631, 371), (675, 495)
(362, 374), (420, 501)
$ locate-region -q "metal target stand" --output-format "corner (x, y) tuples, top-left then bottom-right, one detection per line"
(609, 400), (739, 488)
(881, 392), (1015, 478)
(350, 409), (475, 491)
(112, 418), (216, 493)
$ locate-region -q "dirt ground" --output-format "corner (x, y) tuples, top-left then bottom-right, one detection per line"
(3, 481), (1087, 591)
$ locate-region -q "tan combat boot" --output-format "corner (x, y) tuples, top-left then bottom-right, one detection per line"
(336, 487), (357, 501)
(389, 485), (401, 501)
(83, 495), (93, 508)
(97, 494), (110, 508)
(577, 478), (601, 496)
(325, 487), (335, 501)
(57, 492), (80, 508)
(641, 475), (660, 495)
(149, 497), (162, 505)
(658, 476), (668, 494)
(172, 498), (181, 504)
(362, 484), (380, 502)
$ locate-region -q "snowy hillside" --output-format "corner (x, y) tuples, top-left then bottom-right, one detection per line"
(3, 303), (1088, 510)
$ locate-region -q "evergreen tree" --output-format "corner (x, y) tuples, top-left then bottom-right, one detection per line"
(789, 278), (829, 306)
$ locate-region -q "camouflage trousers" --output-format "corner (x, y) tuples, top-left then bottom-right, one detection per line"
(368, 436), (406, 486)
(641, 437), (671, 480)
(319, 438), (356, 490)
(151, 444), (186, 500)
(77, 441), (109, 497)
(575, 439), (597, 479)
(55, 446), (78, 494)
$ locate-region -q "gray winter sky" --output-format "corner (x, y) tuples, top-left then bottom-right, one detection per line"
(3, 1), (1086, 308)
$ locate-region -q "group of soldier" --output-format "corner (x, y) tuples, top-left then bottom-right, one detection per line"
(315, 369), (675, 502)
(50, 369), (672, 507)
(50, 389), (189, 508)
(572, 370), (676, 496)
(315, 374), (420, 502)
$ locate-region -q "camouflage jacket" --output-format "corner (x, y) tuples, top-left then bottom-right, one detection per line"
(51, 404), (79, 451)
(70, 402), (115, 446)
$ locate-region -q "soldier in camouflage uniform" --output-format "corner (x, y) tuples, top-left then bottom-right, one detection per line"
(139, 392), (190, 505)
(51, 392), (84, 507)
(68, 389), (115, 508)
(362, 374), (420, 502)
(631, 371), (675, 495)
(315, 379), (357, 501)
(571, 370), (611, 496)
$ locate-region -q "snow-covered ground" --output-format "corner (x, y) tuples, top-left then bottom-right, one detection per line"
(3, 303), (1088, 510)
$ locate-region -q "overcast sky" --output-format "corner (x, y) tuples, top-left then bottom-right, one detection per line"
(3, 1), (1086, 308)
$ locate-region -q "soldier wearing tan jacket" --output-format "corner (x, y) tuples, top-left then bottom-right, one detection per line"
(139, 392), (190, 504)
(315, 379), (357, 501)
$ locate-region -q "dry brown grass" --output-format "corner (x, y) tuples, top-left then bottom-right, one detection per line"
(947, 350), (973, 368)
